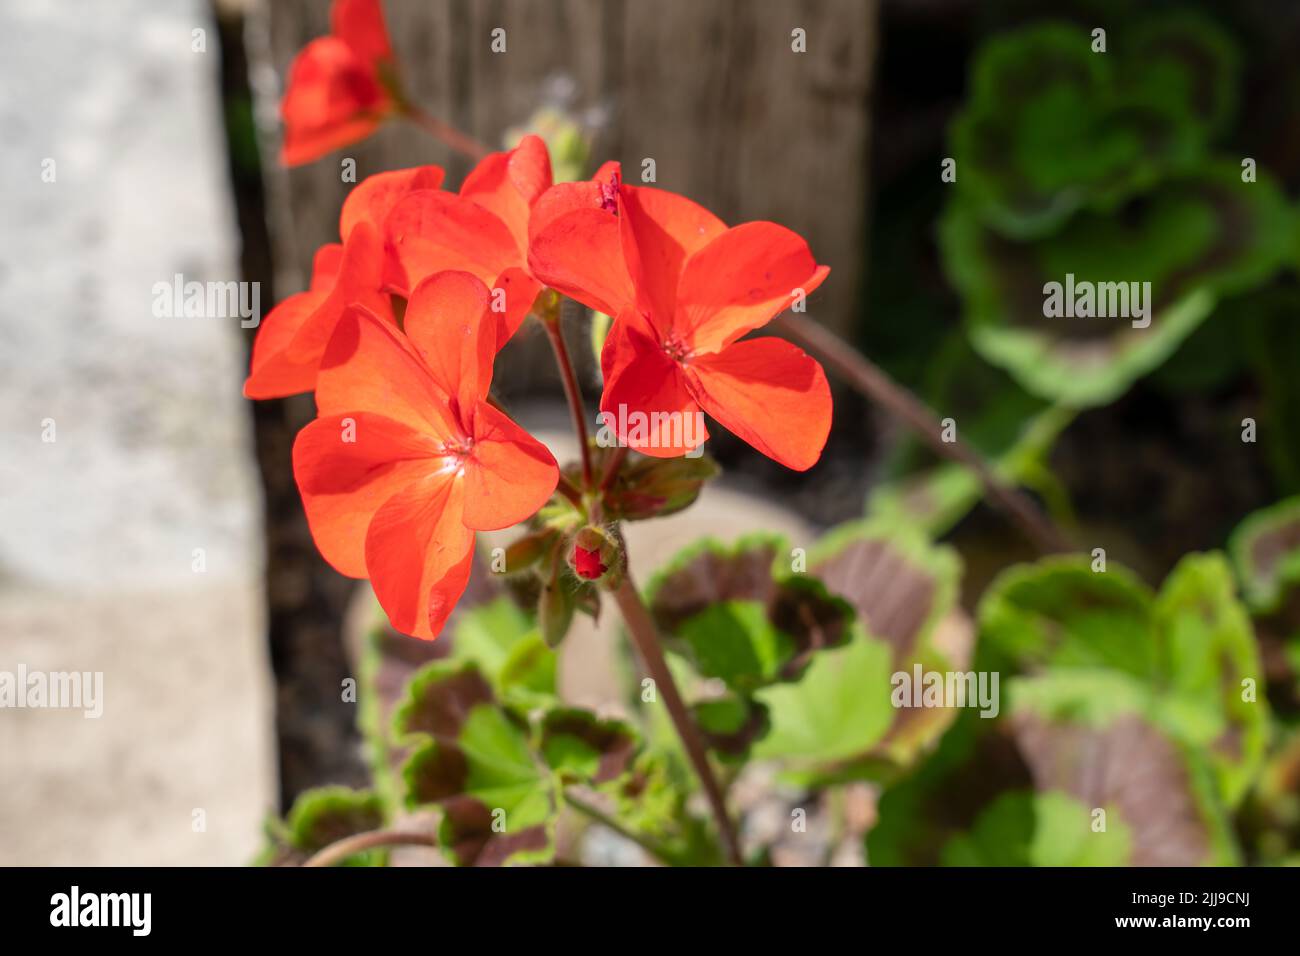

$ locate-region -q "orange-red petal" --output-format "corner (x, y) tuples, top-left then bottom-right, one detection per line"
(462, 401), (559, 531)
(243, 290), (330, 399)
(460, 135), (552, 256)
(528, 206), (633, 317)
(618, 184), (726, 329)
(686, 336), (831, 472)
(293, 412), (442, 577)
(403, 271), (496, 419)
(599, 312), (707, 458)
(280, 37), (391, 167)
(285, 219), (390, 364)
(316, 306), (459, 440)
(674, 222), (829, 354)
(385, 189), (521, 296)
(365, 472), (475, 639)
(339, 164), (445, 240)
(331, 0), (393, 64)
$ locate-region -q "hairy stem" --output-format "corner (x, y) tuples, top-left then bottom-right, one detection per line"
(774, 312), (1071, 554)
(542, 311), (595, 491)
(598, 445), (630, 494)
(611, 577), (744, 866)
(402, 104), (491, 161)
(555, 473), (585, 510)
(301, 829), (436, 867)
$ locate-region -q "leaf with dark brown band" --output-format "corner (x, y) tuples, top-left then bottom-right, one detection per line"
(540, 708), (639, 785)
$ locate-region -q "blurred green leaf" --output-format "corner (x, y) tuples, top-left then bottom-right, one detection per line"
(942, 162), (1291, 407)
(254, 786), (388, 867)
(942, 791), (1132, 866)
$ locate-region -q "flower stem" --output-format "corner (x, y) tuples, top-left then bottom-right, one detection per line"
(555, 474), (585, 510)
(774, 312), (1071, 554)
(599, 445), (629, 494)
(565, 791), (679, 865)
(402, 104), (491, 161)
(542, 307), (595, 491)
(611, 576), (744, 866)
(301, 828), (436, 867)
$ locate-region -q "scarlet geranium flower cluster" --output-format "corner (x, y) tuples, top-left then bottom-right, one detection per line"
(251, 0), (832, 640)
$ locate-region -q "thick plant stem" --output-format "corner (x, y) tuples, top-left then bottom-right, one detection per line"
(302, 829), (436, 867)
(612, 577), (744, 866)
(402, 104), (490, 161)
(542, 313), (595, 491)
(775, 312), (1071, 555)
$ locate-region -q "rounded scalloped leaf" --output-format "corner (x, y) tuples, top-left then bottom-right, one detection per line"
(1121, 13), (1241, 139)
(950, 22), (1211, 239)
(1152, 553), (1271, 807)
(644, 533), (854, 693)
(755, 521), (970, 776)
(979, 552), (1269, 809)
(977, 556), (1156, 675)
(942, 162), (1292, 407)
(1229, 496), (1300, 613)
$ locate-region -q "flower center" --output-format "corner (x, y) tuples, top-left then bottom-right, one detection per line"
(437, 438), (474, 473)
(662, 334), (693, 363)
(598, 170), (621, 215)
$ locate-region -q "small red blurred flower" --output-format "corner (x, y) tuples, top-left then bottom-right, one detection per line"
(386, 135), (567, 344)
(528, 166), (832, 471)
(244, 163), (444, 399)
(573, 545), (607, 580)
(292, 271), (559, 639)
(281, 0), (401, 167)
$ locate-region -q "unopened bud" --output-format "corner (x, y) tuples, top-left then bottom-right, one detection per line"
(567, 526), (624, 588)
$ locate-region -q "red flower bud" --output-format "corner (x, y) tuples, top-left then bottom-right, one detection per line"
(573, 544), (608, 580)
(567, 526), (624, 588)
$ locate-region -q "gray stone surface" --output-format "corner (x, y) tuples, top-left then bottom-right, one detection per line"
(0, 0), (273, 865)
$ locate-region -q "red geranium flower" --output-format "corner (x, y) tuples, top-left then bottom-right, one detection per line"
(528, 166), (833, 471)
(244, 164), (444, 399)
(385, 135), (563, 344)
(292, 271), (559, 639)
(281, 0), (401, 167)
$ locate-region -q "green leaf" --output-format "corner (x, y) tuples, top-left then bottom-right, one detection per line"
(950, 22), (1210, 239)
(1007, 676), (1239, 865)
(539, 708), (639, 785)
(397, 662), (557, 866)
(692, 694), (770, 762)
(977, 557), (1156, 675)
(978, 553), (1270, 808)
(941, 163), (1291, 407)
(252, 786), (388, 867)
(1229, 496), (1300, 613)
(647, 534), (853, 693)
(675, 602), (792, 692)
(752, 632), (895, 765)
(1152, 553), (1270, 806)
(449, 597), (543, 685)
(941, 791), (1132, 867)
(604, 452), (720, 522)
